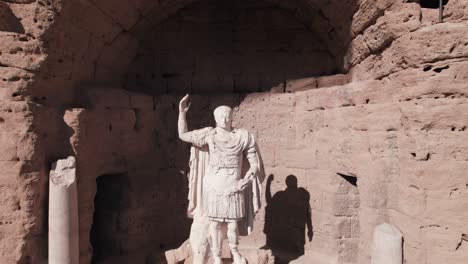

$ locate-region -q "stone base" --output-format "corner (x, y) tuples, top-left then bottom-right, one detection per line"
(165, 240), (274, 264)
(238, 248), (274, 264)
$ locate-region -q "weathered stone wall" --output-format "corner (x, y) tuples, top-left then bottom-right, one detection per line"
(125, 0), (338, 94)
(60, 89), (241, 263)
(63, 91), (189, 264)
(65, 55), (468, 264)
(150, 60), (468, 264)
(232, 59), (468, 264)
(0, 0), (467, 263)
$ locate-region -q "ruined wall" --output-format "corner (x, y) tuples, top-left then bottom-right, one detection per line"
(0, 0), (467, 263)
(63, 91), (192, 263)
(125, 0), (338, 94)
(232, 59), (468, 264)
(71, 58), (468, 264)
(149, 59), (468, 264)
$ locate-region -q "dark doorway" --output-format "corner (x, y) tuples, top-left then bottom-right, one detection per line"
(90, 173), (130, 264)
(263, 174), (313, 264)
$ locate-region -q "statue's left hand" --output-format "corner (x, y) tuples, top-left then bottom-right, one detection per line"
(237, 179), (250, 191)
(237, 169), (256, 191)
(244, 169), (256, 181)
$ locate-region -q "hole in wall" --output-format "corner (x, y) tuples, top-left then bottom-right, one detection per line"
(433, 65), (449, 73)
(419, 0), (449, 9)
(423, 65), (433, 71)
(337, 173), (358, 187)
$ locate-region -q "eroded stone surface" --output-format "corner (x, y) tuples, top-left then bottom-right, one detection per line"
(0, 0), (467, 263)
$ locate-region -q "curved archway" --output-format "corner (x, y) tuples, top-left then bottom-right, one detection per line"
(124, 0), (343, 95)
(25, 0), (360, 105)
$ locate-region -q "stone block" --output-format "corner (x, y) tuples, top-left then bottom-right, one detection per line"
(338, 239), (359, 263)
(443, 0), (468, 22)
(285, 76), (317, 93)
(63, 0), (121, 43)
(355, 103), (401, 132)
(95, 34), (139, 82)
(87, 88), (130, 108)
(0, 129), (18, 161)
(399, 159), (468, 191)
(274, 148), (316, 169)
(0, 33), (44, 71)
(344, 34), (370, 69)
(321, 192), (359, 217)
(310, 210), (334, 236)
(400, 102), (468, 131)
(316, 74), (350, 88)
(90, 0), (139, 30)
(394, 183), (426, 217)
(350, 217), (360, 238)
(129, 93), (154, 109)
(362, 21), (393, 53)
(351, 0), (382, 36)
(333, 217), (351, 239)
(352, 22), (468, 80)
(424, 193), (468, 230)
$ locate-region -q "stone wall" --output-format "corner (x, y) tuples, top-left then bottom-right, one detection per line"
(231, 60), (468, 264)
(63, 90), (189, 263)
(152, 59), (468, 264)
(0, 0), (467, 263)
(125, 0), (338, 94)
(58, 54), (468, 263)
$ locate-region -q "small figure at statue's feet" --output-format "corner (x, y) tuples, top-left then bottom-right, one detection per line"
(232, 251), (247, 264)
(213, 256), (223, 264)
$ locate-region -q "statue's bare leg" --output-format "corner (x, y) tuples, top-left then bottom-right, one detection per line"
(227, 221), (246, 264)
(209, 221), (223, 264)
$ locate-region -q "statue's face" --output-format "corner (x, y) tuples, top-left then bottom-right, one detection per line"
(214, 106), (232, 130)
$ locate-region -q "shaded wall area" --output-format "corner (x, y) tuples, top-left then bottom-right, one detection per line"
(63, 99), (181, 263)
(90, 173), (130, 264)
(125, 0), (339, 95)
(62, 88), (244, 263)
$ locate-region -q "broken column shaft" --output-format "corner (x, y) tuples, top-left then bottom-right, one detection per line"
(48, 156), (79, 264)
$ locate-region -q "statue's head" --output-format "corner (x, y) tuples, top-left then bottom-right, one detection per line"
(213, 105), (233, 130)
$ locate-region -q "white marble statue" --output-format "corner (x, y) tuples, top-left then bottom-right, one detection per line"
(178, 94), (265, 264)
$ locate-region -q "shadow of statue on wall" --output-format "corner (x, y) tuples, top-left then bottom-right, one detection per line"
(263, 174), (313, 264)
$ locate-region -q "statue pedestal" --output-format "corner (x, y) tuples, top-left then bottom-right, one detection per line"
(165, 241), (274, 264)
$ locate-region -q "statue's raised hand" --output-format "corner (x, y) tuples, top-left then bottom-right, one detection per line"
(179, 94), (191, 113)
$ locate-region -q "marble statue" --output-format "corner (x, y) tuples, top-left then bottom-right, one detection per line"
(178, 94), (265, 264)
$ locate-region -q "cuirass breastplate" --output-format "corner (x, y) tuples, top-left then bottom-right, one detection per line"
(209, 147), (241, 168)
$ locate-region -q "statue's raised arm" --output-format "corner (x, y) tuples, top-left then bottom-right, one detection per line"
(178, 94), (192, 142)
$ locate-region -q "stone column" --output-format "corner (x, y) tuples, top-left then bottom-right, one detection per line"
(371, 223), (403, 264)
(49, 156), (79, 264)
